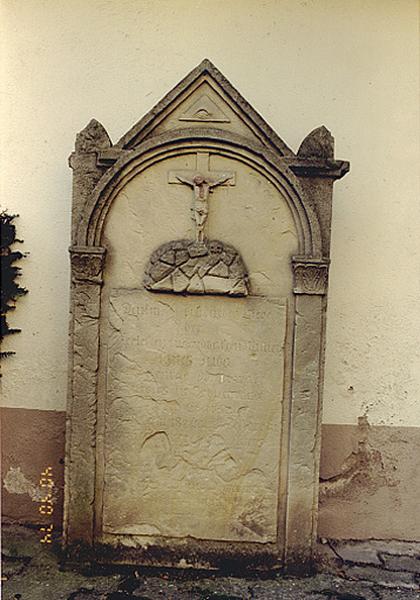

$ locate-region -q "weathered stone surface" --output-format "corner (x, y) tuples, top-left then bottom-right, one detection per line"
(148, 259), (174, 282)
(319, 537), (420, 583)
(65, 59), (348, 570)
(379, 553), (420, 573)
(74, 118), (112, 153)
(144, 239), (248, 296)
(297, 125), (334, 159)
(292, 258), (329, 295)
(179, 93), (231, 123)
(69, 120), (112, 241)
(331, 541), (382, 566)
(343, 564), (417, 588)
(70, 246), (106, 284)
(66, 281), (103, 543)
(103, 290), (286, 543)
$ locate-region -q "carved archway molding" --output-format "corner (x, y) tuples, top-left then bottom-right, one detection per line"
(74, 129), (323, 257)
(65, 60), (349, 572)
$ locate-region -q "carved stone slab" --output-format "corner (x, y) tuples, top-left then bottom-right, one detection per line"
(144, 239), (248, 296)
(103, 289), (286, 543)
(65, 59), (349, 571)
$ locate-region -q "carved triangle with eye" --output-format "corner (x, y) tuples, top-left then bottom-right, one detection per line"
(179, 94), (230, 123)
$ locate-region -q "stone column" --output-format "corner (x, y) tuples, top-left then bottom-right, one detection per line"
(285, 257), (329, 571)
(64, 246), (106, 547)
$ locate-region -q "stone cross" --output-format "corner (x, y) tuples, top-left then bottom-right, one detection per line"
(168, 152), (235, 242)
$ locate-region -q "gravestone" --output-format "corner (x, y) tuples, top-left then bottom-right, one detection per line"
(65, 60), (349, 570)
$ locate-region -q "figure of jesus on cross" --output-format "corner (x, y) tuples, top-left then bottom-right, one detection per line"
(168, 152), (235, 243)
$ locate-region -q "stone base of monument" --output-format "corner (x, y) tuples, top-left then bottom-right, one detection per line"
(3, 525), (420, 598)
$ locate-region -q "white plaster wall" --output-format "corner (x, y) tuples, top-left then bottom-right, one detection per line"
(1, 0), (418, 426)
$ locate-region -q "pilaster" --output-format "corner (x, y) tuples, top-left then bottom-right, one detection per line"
(64, 246), (106, 546)
(285, 258), (329, 570)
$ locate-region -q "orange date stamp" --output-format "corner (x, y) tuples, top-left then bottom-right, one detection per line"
(39, 466), (54, 543)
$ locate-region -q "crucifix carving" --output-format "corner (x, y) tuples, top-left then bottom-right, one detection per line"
(168, 152), (235, 242)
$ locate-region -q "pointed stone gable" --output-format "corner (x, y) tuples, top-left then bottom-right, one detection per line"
(115, 59), (294, 156)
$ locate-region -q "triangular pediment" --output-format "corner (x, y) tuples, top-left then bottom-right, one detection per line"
(179, 93), (230, 123)
(116, 59), (294, 157)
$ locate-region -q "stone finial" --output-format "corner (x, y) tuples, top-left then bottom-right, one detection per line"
(75, 119), (112, 153)
(297, 126), (334, 159)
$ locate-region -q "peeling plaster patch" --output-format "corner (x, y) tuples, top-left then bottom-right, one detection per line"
(3, 466), (56, 503)
(319, 416), (399, 499)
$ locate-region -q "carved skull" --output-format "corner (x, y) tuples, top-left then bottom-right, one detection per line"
(209, 240), (223, 254)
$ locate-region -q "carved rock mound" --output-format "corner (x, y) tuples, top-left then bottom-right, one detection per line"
(144, 239), (248, 296)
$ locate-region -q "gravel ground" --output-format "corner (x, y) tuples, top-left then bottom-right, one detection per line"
(2, 525), (419, 600)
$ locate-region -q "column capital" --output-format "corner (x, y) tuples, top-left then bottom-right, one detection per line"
(69, 246), (106, 284)
(292, 257), (330, 295)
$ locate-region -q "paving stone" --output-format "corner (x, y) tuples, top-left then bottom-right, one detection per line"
(373, 587), (420, 600)
(331, 541), (381, 566)
(379, 553), (420, 573)
(364, 541), (420, 558)
(344, 564), (417, 587)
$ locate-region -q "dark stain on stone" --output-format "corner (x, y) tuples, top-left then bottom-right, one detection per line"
(65, 535), (282, 574)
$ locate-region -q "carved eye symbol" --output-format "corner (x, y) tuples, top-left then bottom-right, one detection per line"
(194, 108), (212, 119)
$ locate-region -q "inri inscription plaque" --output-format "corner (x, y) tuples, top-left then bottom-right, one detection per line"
(104, 290), (286, 542)
(65, 59), (349, 570)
